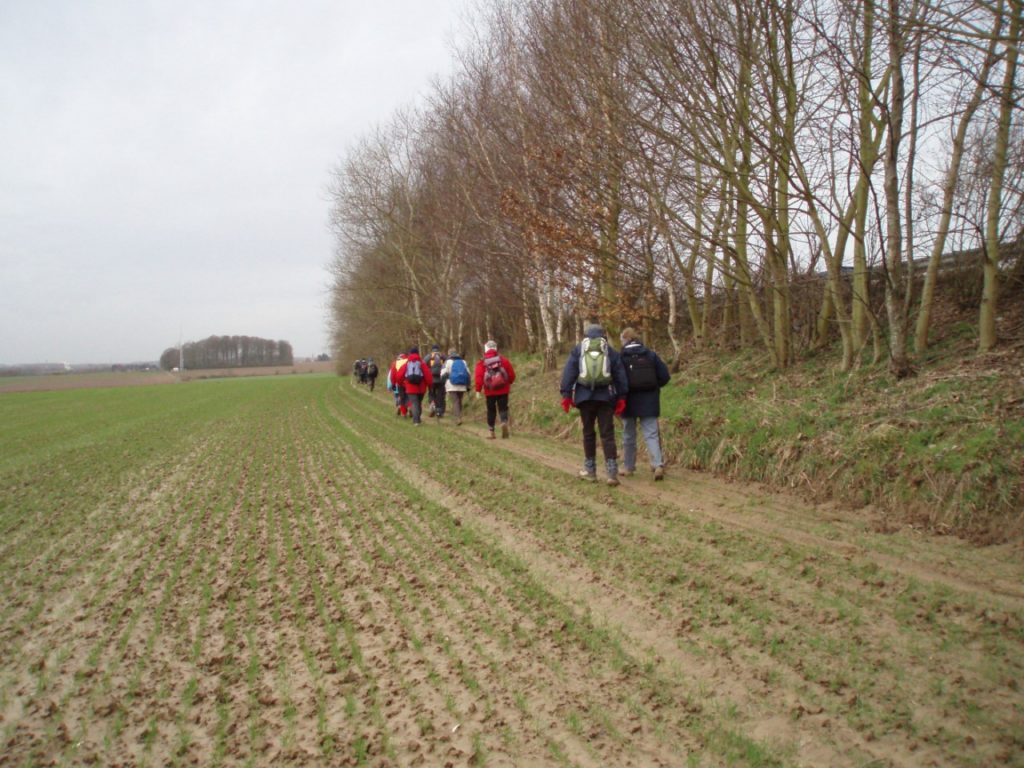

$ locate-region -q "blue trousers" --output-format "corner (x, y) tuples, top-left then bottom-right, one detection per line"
(622, 415), (663, 470)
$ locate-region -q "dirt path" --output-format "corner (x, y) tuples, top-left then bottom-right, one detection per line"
(497, 432), (1024, 604)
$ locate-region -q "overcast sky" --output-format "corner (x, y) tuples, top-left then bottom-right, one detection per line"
(0, 1), (469, 364)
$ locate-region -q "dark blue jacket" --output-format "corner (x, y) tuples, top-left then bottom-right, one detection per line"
(619, 341), (671, 417)
(560, 334), (629, 404)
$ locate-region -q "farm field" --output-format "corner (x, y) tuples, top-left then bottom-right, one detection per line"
(1, 374), (1022, 767)
(0, 361), (335, 394)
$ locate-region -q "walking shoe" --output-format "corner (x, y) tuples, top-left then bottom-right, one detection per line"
(456, 418), (462, 426)
(501, 423), (509, 439)
(653, 466), (665, 481)
(578, 470), (597, 481)
(620, 469), (634, 477)
(487, 430), (496, 439)
(606, 475), (620, 487)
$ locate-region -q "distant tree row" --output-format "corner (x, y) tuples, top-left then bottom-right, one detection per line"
(328, 0), (1022, 376)
(160, 336), (293, 370)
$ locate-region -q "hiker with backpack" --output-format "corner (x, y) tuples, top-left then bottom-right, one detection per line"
(394, 346), (433, 426)
(442, 347), (471, 425)
(387, 352), (409, 416)
(560, 323), (630, 486)
(426, 345), (446, 418)
(474, 340), (516, 439)
(618, 327), (672, 480)
(365, 358), (379, 392)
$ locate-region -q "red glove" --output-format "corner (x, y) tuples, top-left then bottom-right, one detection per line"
(561, 397), (573, 413)
(614, 398), (626, 416)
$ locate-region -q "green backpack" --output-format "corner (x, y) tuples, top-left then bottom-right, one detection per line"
(577, 336), (612, 387)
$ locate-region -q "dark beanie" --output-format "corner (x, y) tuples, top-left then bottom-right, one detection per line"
(409, 346), (419, 355)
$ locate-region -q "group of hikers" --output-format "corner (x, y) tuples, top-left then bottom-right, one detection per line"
(367, 323), (671, 486)
(384, 342), (516, 438)
(350, 358), (379, 391)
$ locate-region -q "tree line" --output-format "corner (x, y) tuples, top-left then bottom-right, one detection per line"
(160, 336), (294, 371)
(328, 0), (1023, 376)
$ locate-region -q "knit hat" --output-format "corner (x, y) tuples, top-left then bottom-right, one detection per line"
(409, 346), (419, 355)
(620, 327), (639, 344)
(484, 340), (497, 352)
(431, 344), (440, 350)
(584, 323), (605, 339)
(447, 348), (458, 357)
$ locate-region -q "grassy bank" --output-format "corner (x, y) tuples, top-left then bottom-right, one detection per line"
(511, 332), (1024, 544)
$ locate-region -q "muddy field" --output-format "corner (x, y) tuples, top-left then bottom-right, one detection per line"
(1, 375), (1022, 766)
(0, 361), (335, 394)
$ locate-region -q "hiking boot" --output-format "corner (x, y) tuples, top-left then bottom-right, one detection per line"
(579, 458), (597, 481)
(653, 466), (665, 481)
(620, 468), (635, 477)
(501, 423), (509, 439)
(487, 430), (496, 439)
(605, 458), (620, 487)
(456, 418), (462, 426)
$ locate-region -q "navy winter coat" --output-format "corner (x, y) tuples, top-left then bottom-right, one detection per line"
(559, 334), (629, 405)
(619, 341), (671, 418)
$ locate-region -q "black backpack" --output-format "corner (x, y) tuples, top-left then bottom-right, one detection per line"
(623, 350), (658, 391)
(429, 352), (444, 378)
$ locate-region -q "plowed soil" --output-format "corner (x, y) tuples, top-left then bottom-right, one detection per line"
(1, 375), (1022, 767)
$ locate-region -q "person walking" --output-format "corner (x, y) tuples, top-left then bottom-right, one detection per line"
(426, 345), (446, 418)
(474, 340), (516, 439)
(617, 328), (672, 480)
(365, 357), (379, 392)
(441, 347), (471, 425)
(394, 346), (433, 425)
(387, 352), (409, 416)
(560, 323), (629, 486)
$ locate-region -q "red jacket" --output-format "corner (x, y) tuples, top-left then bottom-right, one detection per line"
(395, 352), (433, 395)
(474, 350), (515, 396)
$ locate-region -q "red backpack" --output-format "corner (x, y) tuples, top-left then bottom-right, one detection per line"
(483, 356), (508, 390)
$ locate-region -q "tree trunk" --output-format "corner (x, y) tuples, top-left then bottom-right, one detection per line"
(980, 0), (1021, 352)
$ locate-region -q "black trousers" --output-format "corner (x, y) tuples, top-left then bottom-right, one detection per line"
(577, 399), (617, 460)
(429, 382), (446, 413)
(485, 393), (509, 429)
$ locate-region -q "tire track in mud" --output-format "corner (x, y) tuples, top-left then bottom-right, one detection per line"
(318, 388), (693, 766)
(336, 389), (888, 767)
(329, 391), (823, 768)
(334, 381), (1024, 768)
(497, 435), (1024, 605)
